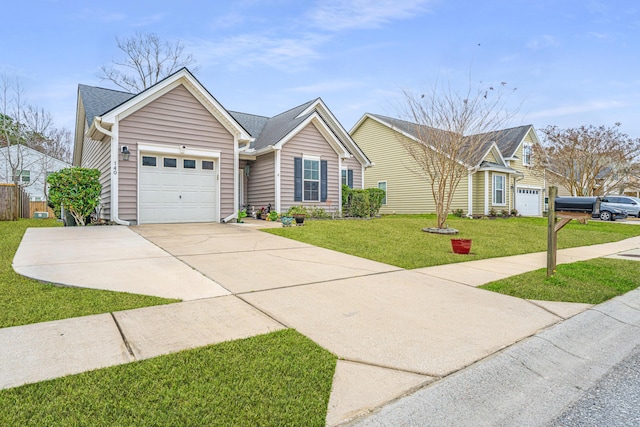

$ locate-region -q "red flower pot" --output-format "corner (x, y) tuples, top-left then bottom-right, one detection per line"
(451, 238), (472, 254)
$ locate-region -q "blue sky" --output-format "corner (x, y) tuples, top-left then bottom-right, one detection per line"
(2, 0), (639, 139)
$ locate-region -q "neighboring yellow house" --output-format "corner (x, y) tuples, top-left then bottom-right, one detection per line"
(350, 114), (547, 216)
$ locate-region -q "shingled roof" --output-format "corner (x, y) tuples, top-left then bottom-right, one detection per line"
(367, 114), (532, 166)
(471, 125), (532, 158)
(231, 99), (318, 150)
(78, 84), (135, 127)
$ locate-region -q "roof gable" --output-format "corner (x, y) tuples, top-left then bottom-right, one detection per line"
(91, 68), (251, 143)
(473, 125), (533, 158)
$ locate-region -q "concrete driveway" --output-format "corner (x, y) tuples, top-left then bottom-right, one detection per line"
(130, 223), (567, 423)
(13, 221), (627, 424)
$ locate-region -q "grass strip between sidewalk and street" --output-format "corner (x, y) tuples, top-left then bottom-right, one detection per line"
(0, 219), (178, 329)
(0, 329), (336, 427)
(480, 258), (640, 304)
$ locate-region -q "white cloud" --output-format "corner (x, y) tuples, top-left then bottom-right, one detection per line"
(288, 79), (366, 93)
(188, 32), (328, 72)
(526, 35), (559, 50)
(307, 0), (430, 31)
(527, 99), (626, 120)
(132, 14), (165, 27)
(588, 31), (612, 40)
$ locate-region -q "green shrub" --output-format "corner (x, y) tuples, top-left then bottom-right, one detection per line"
(452, 209), (465, 218)
(367, 188), (385, 216)
(307, 206), (330, 219)
(287, 205), (307, 216)
(47, 167), (101, 226)
(349, 189), (370, 218)
(342, 186), (385, 218)
(268, 210), (279, 221)
(342, 184), (351, 209)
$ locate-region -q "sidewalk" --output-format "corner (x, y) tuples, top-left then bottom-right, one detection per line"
(3, 226), (640, 425)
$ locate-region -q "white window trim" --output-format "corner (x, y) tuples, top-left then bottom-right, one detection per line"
(493, 174), (506, 206)
(303, 155), (321, 202)
(378, 180), (387, 205)
(341, 167), (348, 187)
(522, 143), (533, 166)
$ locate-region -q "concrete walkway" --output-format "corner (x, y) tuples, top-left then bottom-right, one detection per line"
(4, 222), (640, 425)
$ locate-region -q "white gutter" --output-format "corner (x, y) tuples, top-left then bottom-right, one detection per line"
(273, 146), (282, 214)
(95, 118), (130, 226)
(222, 213), (237, 223)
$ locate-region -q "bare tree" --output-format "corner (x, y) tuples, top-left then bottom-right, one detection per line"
(535, 124), (640, 196)
(1, 76), (72, 194)
(399, 80), (517, 229)
(100, 31), (197, 93)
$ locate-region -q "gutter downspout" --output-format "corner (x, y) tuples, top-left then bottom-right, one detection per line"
(95, 118), (130, 226)
(273, 146), (282, 214)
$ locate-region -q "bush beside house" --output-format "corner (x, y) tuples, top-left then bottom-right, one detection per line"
(342, 185), (385, 218)
(47, 167), (101, 226)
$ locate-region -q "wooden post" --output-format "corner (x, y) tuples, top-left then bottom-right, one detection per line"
(547, 186), (557, 277)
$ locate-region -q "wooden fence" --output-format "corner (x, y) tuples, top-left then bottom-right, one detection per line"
(29, 201), (56, 218)
(0, 183), (33, 220)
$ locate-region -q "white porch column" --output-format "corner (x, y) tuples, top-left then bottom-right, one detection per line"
(467, 172), (473, 216)
(484, 170), (489, 215)
(274, 148), (281, 213)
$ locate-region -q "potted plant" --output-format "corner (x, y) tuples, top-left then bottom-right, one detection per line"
(287, 205), (307, 225)
(451, 238), (472, 254)
(237, 209), (248, 223)
(267, 210), (279, 221)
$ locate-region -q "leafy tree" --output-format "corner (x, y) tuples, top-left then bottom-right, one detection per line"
(100, 31), (197, 93)
(535, 124), (640, 196)
(47, 168), (101, 226)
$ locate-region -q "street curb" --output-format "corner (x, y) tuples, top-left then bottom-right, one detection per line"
(348, 288), (640, 426)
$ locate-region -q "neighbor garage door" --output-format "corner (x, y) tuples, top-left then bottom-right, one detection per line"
(516, 188), (540, 216)
(139, 154), (217, 223)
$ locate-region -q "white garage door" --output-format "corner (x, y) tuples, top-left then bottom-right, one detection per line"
(139, 154), (217, 224)
(516, 188), (541, 216)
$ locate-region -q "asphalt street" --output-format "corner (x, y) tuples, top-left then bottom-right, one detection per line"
(550, 345), (640, 427)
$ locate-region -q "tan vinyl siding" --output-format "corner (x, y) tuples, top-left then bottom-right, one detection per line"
(484, 150), (498, 163)
(281, 122), (340, 214)
(81, 135), (111, 220)
(247, 152), (275, 210)
(510, 130), (545, 189)
(353, 118), (471, 214)
(118, 84), (235, 221)
(473, 172), (486, 214)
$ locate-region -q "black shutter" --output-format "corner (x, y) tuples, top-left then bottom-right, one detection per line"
(294, 157), (302, 201)
(321, 160), (328, 202)
(347, 169), (354, 188)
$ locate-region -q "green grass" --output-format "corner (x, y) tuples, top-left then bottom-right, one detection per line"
(0, 329), (337, 426)
(0, 219), (178, 328)
(264, 215), (640, 269)
(480, 258), (640, 304)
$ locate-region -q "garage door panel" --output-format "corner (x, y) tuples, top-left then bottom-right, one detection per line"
(516, 188), (540, 216)
(139, 153), (218, 224)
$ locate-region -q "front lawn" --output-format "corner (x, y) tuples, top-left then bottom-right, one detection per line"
(264, 215), (640, 269)
(0, 329), (336, 427)
(0, 219), (178, 329)
(480, 258), (640, 304)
